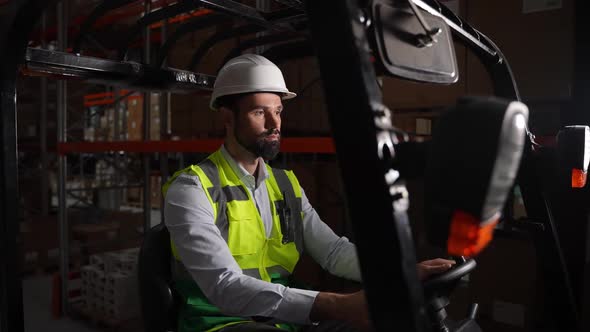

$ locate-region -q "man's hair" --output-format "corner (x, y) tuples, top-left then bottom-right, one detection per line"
(216, 92), (285, 113)
(215, 93), (249, 113)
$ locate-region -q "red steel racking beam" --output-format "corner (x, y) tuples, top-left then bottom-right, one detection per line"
(57, 137), (336, 154)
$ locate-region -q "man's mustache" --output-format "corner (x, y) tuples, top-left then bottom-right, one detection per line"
(261, 128), (281, 137)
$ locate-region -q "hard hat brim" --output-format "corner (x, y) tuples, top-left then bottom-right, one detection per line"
(210, 90), (297, 111)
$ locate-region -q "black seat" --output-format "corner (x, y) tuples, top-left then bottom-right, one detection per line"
(138, 223), (179, 332)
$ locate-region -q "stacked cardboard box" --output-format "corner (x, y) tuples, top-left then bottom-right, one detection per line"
(125, 92), (162, 141)
(277, 57), (332, 137)
(127, 97), (143, 141)
(19, 216), (60, 273)
(19, 215), (85, 274)
(123, 175), (163, 209)
(72, 221), (120, 257)
(71, 210), (143, 259)
(150, 175), (162, 209)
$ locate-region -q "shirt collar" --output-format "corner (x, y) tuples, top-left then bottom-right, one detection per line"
(220, 145), (269, 189)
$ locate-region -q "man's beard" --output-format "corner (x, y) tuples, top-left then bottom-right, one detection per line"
(235, 127), (281, 160)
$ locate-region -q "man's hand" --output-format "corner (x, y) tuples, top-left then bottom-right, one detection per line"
(310, 290), (372, 331)
(416, 258), (456, 280)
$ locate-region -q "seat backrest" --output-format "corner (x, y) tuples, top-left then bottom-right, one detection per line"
(138, 223), (179, 332)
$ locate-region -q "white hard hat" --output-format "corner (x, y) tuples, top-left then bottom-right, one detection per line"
(210, 54), (297, 110)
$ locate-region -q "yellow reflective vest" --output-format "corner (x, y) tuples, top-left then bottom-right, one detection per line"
(162, 149), (304, 332)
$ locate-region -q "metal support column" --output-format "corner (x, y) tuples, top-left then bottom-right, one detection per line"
(143, 0), (152, 232)
(0, 64), (24, 332)
(255, 0), (271, 54)
(0, 11), (24, 330)
(114, 87), (123, 210)
(40, 12), (49, 216)
(57, 0), (69, 316)
(305, 1), (426, 331)
(160, 15), (170, 223)
(1, 1), (53, 330)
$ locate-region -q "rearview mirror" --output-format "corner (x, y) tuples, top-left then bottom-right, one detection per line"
(371, 0), (458, 84)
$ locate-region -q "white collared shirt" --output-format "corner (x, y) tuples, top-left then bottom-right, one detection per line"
(164, 145), (361, 325)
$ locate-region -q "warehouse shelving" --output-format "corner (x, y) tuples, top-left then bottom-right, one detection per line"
(10, 0), (321, 323)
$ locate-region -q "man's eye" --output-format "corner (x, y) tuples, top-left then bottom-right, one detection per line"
(253, 110), (264, 116)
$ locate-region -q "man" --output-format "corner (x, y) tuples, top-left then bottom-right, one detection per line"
(164, 54), (455, 332)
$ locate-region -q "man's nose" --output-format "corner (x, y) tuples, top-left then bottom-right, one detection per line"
(266, 112), (280, 128)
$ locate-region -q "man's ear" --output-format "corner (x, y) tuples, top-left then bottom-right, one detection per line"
(220, 107), (235, 130)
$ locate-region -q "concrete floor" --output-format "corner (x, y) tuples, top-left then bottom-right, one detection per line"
(23, 274), (102, 332)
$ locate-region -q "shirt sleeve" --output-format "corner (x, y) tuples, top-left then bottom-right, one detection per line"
(300, 188), (362, 282)
(164, 173), (318, 324)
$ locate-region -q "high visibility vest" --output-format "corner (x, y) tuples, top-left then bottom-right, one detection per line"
(162, 149), (304, 332)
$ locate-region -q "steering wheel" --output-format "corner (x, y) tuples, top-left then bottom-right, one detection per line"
(423, 257), (477, 295)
